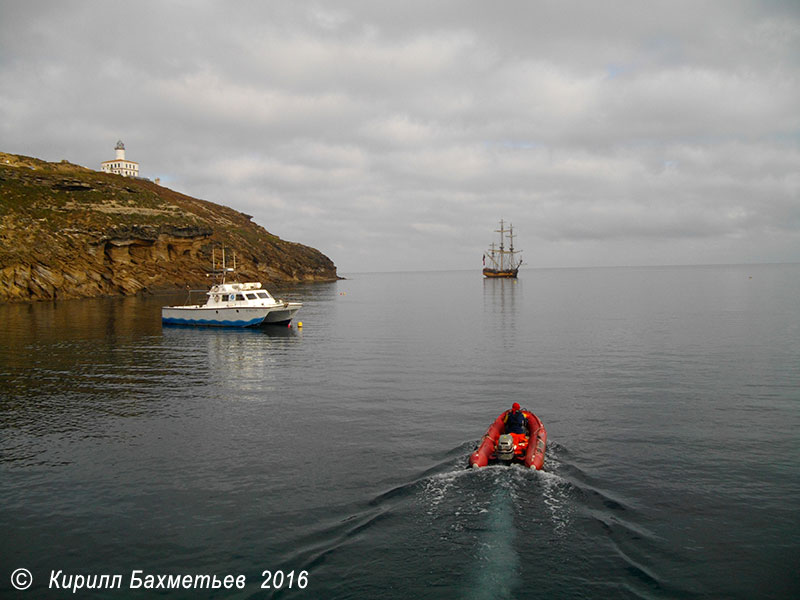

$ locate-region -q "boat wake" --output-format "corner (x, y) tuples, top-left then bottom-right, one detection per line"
(409, 444), (575, 599)
(268, 440), (670, 599)
(463, 484), (519, 600)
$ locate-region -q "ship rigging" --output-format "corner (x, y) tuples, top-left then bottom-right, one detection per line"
(483, 219), (522, 278)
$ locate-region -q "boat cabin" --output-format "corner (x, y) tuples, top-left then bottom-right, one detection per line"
(204, 282), (283, 308)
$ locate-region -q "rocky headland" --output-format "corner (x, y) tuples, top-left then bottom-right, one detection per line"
(0, 152), (338, 302)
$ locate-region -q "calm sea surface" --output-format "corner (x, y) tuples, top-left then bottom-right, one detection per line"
(1, 265), (799, 599)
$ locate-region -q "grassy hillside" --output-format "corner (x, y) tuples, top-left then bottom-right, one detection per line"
(0, 151), (338, 302)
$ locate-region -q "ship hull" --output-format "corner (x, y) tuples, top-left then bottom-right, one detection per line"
(161, 304), (300, 328)
(483, 268), (518, 278)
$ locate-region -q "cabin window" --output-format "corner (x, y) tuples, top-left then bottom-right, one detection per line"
(235, 294), (245, 301)
(245, 293), (257, 300)
(256, 292), (269, 299)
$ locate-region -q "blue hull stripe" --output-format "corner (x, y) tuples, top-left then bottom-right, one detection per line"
(162, 316), (267, 328)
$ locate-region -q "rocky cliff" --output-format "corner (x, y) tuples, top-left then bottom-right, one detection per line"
(0, 152), (338, 302)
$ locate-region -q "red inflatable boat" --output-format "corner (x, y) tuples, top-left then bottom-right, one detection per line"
(469, 408), (547, 469)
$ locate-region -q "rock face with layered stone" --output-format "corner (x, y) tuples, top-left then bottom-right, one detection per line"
(0, 152), (338, 302)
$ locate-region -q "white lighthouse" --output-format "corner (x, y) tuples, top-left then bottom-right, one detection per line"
(101, 140), (139, 177)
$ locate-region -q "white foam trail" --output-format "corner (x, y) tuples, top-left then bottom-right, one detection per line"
(506, 443), (572, 536)
(420, 468), (475, 514)
(539, 469), (572, 537)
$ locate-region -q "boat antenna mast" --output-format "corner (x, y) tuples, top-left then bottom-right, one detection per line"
(210, 246), (237, 283)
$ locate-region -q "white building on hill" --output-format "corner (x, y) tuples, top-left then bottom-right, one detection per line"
(101, 140), (139, 177)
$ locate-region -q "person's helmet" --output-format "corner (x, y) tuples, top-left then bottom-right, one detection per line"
(512, 402), (521, 411)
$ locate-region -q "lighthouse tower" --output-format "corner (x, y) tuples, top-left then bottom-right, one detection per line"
(101, 140), (139, 177)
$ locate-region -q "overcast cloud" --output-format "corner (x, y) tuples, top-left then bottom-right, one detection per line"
(2, 0), (799, 272)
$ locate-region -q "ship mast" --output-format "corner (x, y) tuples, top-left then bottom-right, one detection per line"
(485, 219), (521, 272)
(507, 222), (519, 269)
(497, 219), (505, 270)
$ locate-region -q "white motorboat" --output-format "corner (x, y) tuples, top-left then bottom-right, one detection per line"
(162, 249), (302, 328)
(161, 281), (302, 328)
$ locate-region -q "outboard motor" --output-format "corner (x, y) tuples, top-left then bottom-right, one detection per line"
(496, 434), (515, 461)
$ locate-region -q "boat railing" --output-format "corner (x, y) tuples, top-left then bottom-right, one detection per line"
(181, 288), (209, 306)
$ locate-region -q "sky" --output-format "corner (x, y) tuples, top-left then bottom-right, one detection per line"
(1, 0), (799, 273)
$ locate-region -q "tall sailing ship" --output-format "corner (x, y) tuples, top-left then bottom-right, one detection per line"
(483, 219), (523, 278)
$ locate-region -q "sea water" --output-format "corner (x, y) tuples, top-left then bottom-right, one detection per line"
(1, 264), (798, 599)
